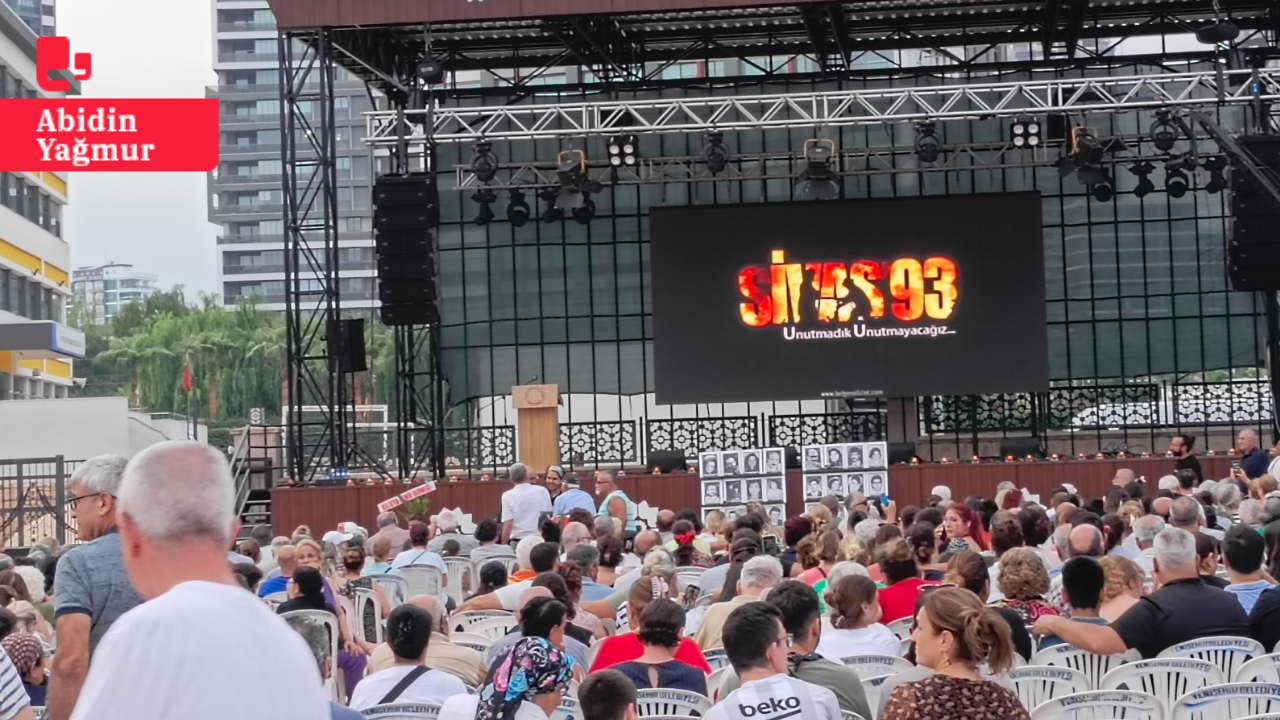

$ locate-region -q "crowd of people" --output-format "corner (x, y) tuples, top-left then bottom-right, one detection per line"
(4, 430), (1280, 719)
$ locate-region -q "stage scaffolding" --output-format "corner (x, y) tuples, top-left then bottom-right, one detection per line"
(273, 0), (1280, 482)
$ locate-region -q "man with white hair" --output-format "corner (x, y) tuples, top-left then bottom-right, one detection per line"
(68, 441), (330, 719)
(693, 555), (784, 651)
(1238, 428), (1269, 479)
(1112, 468), (1136, 487)
(1131, 515), (1165, 574)
(365, 511), (410, 560)
(427, 509), (479, 555)
(49, 454), (144, 720)
(560, 522), (591, 556)
(284, 614), (362, 720)
(500, 462), (553, 544)
(1033, 527), (1249, 659)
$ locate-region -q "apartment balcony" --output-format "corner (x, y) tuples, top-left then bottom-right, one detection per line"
(217, 22), (277, 32)
(225, 290), (377, 305)
(220, 143), (284, 155)
(220, 113), (293, 125)
(218, 52), (279, 64)
(215, 173), (282, 186)
(224, 264), (286, 275)
(217, 234), (286, 245)
(216, 203), (284, 216)
(207, 80), (365, 95)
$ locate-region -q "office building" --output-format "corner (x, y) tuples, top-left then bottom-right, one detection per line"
(72, 263), (159, 325)
(0, 0), (51, 37)
(0, 1), (79, 401)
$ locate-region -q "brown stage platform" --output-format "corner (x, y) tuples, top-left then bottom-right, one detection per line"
(270, 455), (1236, 536)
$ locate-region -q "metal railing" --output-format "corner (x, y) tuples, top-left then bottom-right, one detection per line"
(219, 144), (284, 155)
(223, 264), (287, 275)
(217, 234), (286, 245)
(216, 173), (283, 185)
(217, 22), (277, 32)
(217, 52), (278, 64)
(0, 457), (76, 547)
(218, 203), (284, 214)
(229, 430), (253, 525)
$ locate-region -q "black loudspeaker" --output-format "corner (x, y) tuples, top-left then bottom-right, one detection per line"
(647, 450), (688, 473)
(328, 318), (367, 373)
(1229, 136), (1280, 291)
(784, 446), (801, 470)
(1000, 436), (1045, 459)
(374, 173), (440, 326)
(888, 442), (918, 465)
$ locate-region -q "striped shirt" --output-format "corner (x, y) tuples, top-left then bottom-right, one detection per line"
(0, 647), (31, 720)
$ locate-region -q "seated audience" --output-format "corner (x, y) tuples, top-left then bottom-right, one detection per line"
(942, 551), (1032, 660)
(876, 539), (932, 623)
(361, 536), (394, 577)
(390, 522), (448, 577)
(882, 587), (1028, 720)
(669, 520), (714, 568)
(283, 614), (362, 720)
(468, 563), (509, 601)
(566, 545), (615, 602)
(461, 540), (559, 612)
(427, 509), (479, 555)
(1037, 557), (1110, 649)
(578, 669), (639, 720)
(1033, 528), (1250, 658)
(366, 595), (486, 686)
(275, 566), (333, 615)
(487, 592), (590, 671)
(348, 605), (466, 710)
(694, 556), (784, 651)
(590, 573), (710, 674)
(595, 535), (624, 588)
(815, 575), (900, 659)
(470, 518), (517, 565)
(990, 548), (1060, 624)
(797, 531), (841, 586)
(1, 633), (44, 706)
(439, 635), (574, 719)
(1222, 523), (1272, 612)
(612, 599), (708, 694)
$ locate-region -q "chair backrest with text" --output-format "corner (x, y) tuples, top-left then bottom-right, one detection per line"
(1171, 682), (1280, 720)
(1029, 689), (1165, 720)
(838, 655), (914, 680)
(634, 688), (712, 717)
(468, 615), (519, 641)
(358, 703), (442, 719)
(1031, 644), (1139, 689)
(1158, 636), (1265, 681)
(1236, 653), (1280, 684)
(1009, 666), (1092, 712)
(1100, 658), (1223, 716)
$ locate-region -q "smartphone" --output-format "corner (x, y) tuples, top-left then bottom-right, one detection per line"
(1232, 461), (1243, 471)
(763, 535), (781, 557)
(880, 492), (890, 506)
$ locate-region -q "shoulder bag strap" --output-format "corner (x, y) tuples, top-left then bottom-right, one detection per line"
(379, 666), (430, 705)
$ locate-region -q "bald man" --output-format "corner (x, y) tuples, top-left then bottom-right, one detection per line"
(1112, 468), (1135, 487)
(1046, 524), (1106, 612)
(655, 510), (676, 544)
(255, 545), (296, 598)
(1152, 496), (1173, 520)
(366, 596), (486, 685)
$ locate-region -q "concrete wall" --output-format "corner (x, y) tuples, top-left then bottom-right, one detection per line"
(0, 397), (206, 460)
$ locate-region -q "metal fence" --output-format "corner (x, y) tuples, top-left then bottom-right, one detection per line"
(0, 457), (78, 548)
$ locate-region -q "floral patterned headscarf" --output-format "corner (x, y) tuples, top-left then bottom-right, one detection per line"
(475, 636), (574, 720)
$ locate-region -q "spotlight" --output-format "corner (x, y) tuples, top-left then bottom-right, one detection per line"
(795, 138), (840, 201)
(471, 187), (497, 226)
(702, 132), (730, 174)
(608, 134), (639, 167)
(1129, 161), (1156, 198)
(914, 122), (941, 163)
(538, 187), (563, 223)
(1165, 168), (1189, 199)
(1011, 118), (1040, 148)
(557, 149), (588, 190)
(506, 188), (530, 227)
(415, 59), (445, 85)
(572, 195), (596, 225)
(470, 141), (498, 183)
(1204, 156), (1228, 194)
(1090, 176), (1115, 202)
(1149, 110), (1180, 153)
(1070, 128), (1105, 167)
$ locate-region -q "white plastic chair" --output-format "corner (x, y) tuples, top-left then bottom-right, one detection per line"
(1236, 653), (1280, 683)
(264, 591), (287, 604)
(398, 564), (446, 604)
(1100, 658), (1224, 714)
(860, 674), (892, 718)
(838, 655), (914, 679)
(358, 703), (441, 719)
(443, 556), (472, 606)
(1158, 636), (1266, 681)
(552, 695), (578, 720)
(1031, 644), (1139, 689)
(1172, 682), (1280, 720)
(1009, 666), (1092, 712)
(281, 609), (341, 703)
(703, 649), (729, 670)
(886, 617), (914, 641)
(467, 615), (519, 641)
(354, 585), (384, 645)
(676, 567), (706, 584)
(473, 555), (519, 580)
(368, 573), (409, 608)
(451, 610), (514, 633)
(841, 713), (867, 720)
(451, 631), (493, 654)
(1029, 689), (1165, 720)
(634, 689), (712, 717)
(707, 666), (733, 702)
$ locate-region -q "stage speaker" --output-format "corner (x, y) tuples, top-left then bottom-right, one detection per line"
(647, 450), (688, 473)
(1229, 136), (1280, 291)
(1000, 436), (1044, 459)
(374, 173), (440, 326)
(784, 445), (801, 470)
(888, 442), (918, 465)
(328, 318), (367, 374)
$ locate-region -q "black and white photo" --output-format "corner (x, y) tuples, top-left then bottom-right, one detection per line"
(765, 476), (785, 502)
(746, 479), (763, 502)
(765, 449), (784, 473)
(724, 479), (743, 503)
(702, 480), (723, 506)
(824, 444), (845, 470)
(826, 474), (846, 496)
(742, 451), (762, 475)
(867, 473), (886, 496)
(725, 506), (740, 522)
(867, 443), (887, 468)
(767, 505), (784, 525)
(699, 452), (719, 477)
(804, 446), (822, 471)
(847, 472), (865, 495)
(805, 475), (823, 500)
(846, 443), (864, 469)
(722, 452), (740, 476)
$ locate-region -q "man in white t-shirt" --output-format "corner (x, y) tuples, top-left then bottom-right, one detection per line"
(69, 441), (330, 720)
(703, 602), (840, 720)
(501, 463), (553, 544)
(348, 605), (467, 710)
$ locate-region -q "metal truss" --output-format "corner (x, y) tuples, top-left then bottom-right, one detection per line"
(446, 137), (1225, 190)
(366, 67), (1280, 145)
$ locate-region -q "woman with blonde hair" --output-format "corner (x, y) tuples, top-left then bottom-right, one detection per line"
(361, 535), (394, 576)
(1251, 475), (1279, 501)
(294, 537), (373, 693)
(841, 535), (872, 567)
(1098, 556), (1144, 621)
(797, 530), (841, 586)
(808, 503), (834, 533)
(989, 548), (1060, 623)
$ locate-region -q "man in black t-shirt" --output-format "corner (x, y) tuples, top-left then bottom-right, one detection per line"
(1032, 527), (1250, 659)
(1169, 434), (1202, 485)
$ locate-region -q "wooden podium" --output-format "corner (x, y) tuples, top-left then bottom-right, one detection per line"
(513, 384), (561, 472)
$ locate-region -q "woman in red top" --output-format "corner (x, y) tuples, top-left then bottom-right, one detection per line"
(875, 538), (934, 623)
(587, 571), (712, 674)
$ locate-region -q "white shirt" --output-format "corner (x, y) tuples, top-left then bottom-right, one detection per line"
(348, 665), (468, 710)
(391, 547), (448, 575)
(439, 693), (553, 720)
(703, 674), (840, 720)
(814, 624), (902, 661)
(71, 580), (330, 720)
(501, 482), (554, 540)
(493, 579), (534, 611)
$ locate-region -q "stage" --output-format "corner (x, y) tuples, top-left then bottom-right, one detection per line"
(269, 455), (1235, 536)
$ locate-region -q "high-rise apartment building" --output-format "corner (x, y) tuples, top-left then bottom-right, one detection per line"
(209, 0), (376, 312)
(72, 263), (159, 325)
(0, 1), (79, 401)
(0, 0), (51, 36)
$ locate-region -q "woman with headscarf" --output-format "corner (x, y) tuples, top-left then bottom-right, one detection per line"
(438, 636), (575, 720)
(2, 632), (45, 705)
(349, 605), (467, 709)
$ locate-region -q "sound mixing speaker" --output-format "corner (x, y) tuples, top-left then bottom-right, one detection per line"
(1229, 136), (1280, 291)
(328, 318), (367, 373)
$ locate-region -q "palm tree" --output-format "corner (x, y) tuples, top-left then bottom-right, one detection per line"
(98, 334), (150, 405)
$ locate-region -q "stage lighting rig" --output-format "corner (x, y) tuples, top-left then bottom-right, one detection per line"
(795, 139), (840, 201)
(572, 195), (596, 225)
(1149, 110), (1181, 153)
(538, 187), (563, 223)
(554, 149), (604, 214)
(471, 187), (497, 226)
(1056, 128), (1109, 185)
(1204, 156), (1228, 194)
(1165, 154), (1196, 198)
(415, 59), (445, 85)
(470, 141), (498, 183)
(608, 135), (639, 167)
(1128, 161), (1156, 198)
(1089, 173), (1115, 202)
(702, 132), (730, 174)
(1011, 118), (1040, 148)
(914, 122), (941, 163)
(506, 188), (530, 227)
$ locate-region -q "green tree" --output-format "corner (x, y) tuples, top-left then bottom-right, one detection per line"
(98, 333), (151, 405)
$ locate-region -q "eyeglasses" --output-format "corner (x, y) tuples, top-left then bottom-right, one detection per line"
(65, 492), (113, 507)
(773, 633), (794, 649)
(916, 582), (957, 596)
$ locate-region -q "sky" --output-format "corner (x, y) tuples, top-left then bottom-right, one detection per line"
(58, 0), (220, 296)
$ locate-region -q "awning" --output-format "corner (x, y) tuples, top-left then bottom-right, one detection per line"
(0, 320), (85, 359)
